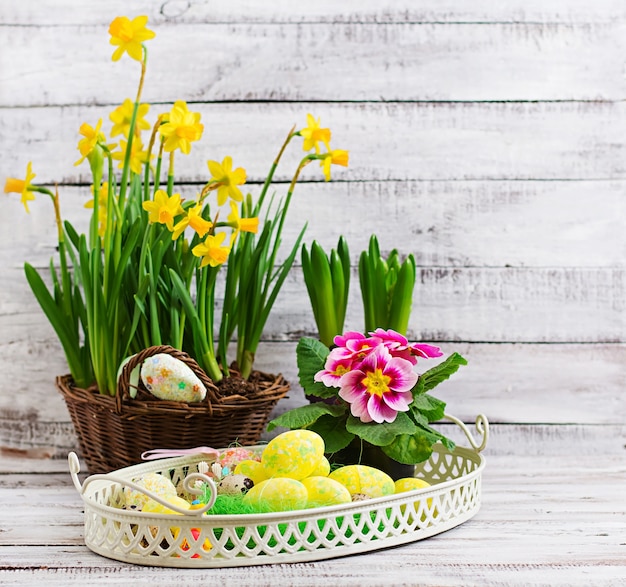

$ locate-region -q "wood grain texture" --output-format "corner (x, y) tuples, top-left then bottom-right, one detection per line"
(0, 341), (624, 455)
(0, 453), (624, 586)
(2, 1), (626, 24)
(3, 102), (624, 185)
(2, 21), (623, 106)
(4, 180), (625, 268)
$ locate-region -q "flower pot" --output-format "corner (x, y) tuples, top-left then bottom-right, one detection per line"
(57, 345), (290, 474)
(331, 438), (416, 481)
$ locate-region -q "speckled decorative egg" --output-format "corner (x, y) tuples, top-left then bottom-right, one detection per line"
(234, 459), (268, 485)
(394, 478), (431, 493)
(394, 477), (435, 517)
(143, 495), (191, 515)
(302, 476), (352, 508)
(309, 456), (331, 477)
(243, 478), (308, 512)
(140, 353), (206, 402)
(217, 474), (254, 496)
(124, 472), (178, 510)
(261, 430), (325, 480)
(329, 465), (395, 498)
(218, 447), (261, 472)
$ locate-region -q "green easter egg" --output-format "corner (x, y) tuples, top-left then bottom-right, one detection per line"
(261, 430), (325, 480)
(329, 465), (395, 498)
(302, 476), (352, 508)
(243, 478), (308, 512)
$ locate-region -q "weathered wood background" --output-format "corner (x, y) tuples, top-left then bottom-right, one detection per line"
(0, 1), (625, 459)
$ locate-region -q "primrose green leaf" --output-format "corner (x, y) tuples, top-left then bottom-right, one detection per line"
(419, 352), (468, 393)
(296, 337), (335, 398)
(380, 430), (436, 465)
(267, 402), (345, 431)
(308, 413), (354, 453)
(345, 412), (417, 447)
(410, 393), (447, 422)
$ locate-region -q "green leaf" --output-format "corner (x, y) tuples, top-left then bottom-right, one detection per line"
(410, 393), (446, 422)
(308, 414), (355, 453)
(419, 352), (468, 393)
(380, 429), (436, 465)
(415, 421), (456, 452)
(267, 402), (346, 431)
(345, 412), (417, 447)
(296, 337), (335, 398)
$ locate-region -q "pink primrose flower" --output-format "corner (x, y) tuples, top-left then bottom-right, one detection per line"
(338, 345), (418, 424)
(314, 346), (355, 387)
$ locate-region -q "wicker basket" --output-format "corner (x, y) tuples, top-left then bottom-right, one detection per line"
(57, 345), (290, 474)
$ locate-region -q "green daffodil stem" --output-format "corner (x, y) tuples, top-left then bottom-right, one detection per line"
(255, 124), (296, 212)
(118, 48), (147, 211)
(167, 151), (175, 196)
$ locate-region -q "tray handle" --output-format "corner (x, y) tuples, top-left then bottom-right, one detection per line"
(68, 452), (218, 516)
(443, 413), (489, 453)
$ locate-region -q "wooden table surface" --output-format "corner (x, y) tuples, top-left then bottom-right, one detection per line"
(1, 425), (624, 587)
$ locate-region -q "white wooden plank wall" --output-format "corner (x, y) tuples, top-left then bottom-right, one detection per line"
(0, 1), (624, 457)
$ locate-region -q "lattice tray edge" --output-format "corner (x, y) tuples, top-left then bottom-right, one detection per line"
(68, 413), (489, 568)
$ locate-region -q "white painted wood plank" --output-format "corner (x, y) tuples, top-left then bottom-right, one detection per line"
(0, 454), (624, 585)
(3, 102), (624, 184)
(0, 341), (624, 457)
(2, 264), (624, 344)
(2, 1), (625, 25)
(2, 22), (623, 106)
(4, 180), (624, 269)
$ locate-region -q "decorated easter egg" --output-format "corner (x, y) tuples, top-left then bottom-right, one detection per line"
(218, 447), (260, 472)
(140, 353), (206, 402)
(124, 472), (178, 510)
(243, 478), (308, 512)
(310, 456), (331, 477)
(394, 477), (435, 517)
(234, 459), (268, 485)
(394, 478), (431, 493)
(302, 476), (352, 508)
(143, 495), (191, 515)
(217, 474), (254, 496)
(329, 465), (395, 498)
(261, 430), (325, 480)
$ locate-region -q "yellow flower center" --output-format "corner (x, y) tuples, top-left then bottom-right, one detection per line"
(333, 365), (349, 377)
(362, 368), (391, 398)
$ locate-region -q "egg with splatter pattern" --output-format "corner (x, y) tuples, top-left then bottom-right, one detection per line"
(261, 430), (325, 480)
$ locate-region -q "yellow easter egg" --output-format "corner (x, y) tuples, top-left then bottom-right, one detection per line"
(329, 465), (395, 498)
(394, 477), (436, 518)
(234, 459), (268, 485)
(243, 478), (308, 512)
(302, 476), (352, 508)
(143, 495), (191, 515)
(394, 478), (431, 493)
(309, 456), (331, 478)
(261, 430), (325, 480)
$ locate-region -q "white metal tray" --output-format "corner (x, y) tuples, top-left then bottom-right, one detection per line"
(68, 413), (488, 568)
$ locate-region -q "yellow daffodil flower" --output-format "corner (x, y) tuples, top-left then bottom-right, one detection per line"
(158, 101), (204, 155)
(300, 113), (331, 154)
(108, 15), (155, 62)
(192, 232), (230, 267)
(85, 182), (112, 237)
(74, 119), (108, 166)
(320, 149), (349, 181)
(142, 189), (184, 231)
(228, 201), (259, 238)
(206, 156), (247, 206)
(4, 161), (36, 213)
(171, 202), (213, 240)
(112, 138), (151, 175)
(110, 99), (150, 138)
